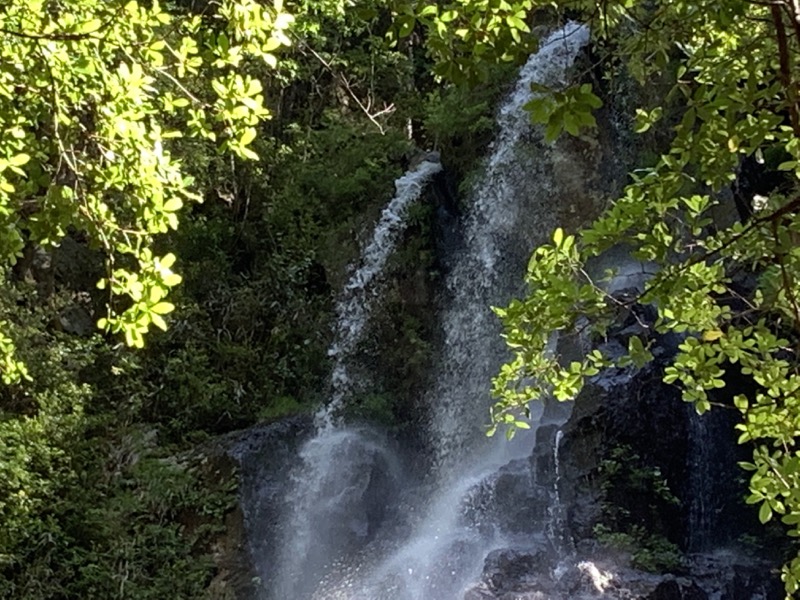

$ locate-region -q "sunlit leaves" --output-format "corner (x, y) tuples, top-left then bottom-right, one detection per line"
(0, 324), (30, 384)
(634, 107), (663, 134)
(97, 250), (184, 348)
(487, 0), (800, 589)
(0, 0), (293, 365)
(525, 83), (603, 141)
(389, 0), (537, 83)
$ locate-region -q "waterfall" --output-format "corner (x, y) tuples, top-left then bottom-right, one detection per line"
(687, 408), (712, 552)
(548, 429), (571, 555)
(321, 159), (444, 429)
(266, 158), (442, 599)
(310, 23), (588, 600)
(227, 16), (788, 597)
(428, 22), (591, 471)
(685, 404), (741, 552)
(252, 22), (593, 600)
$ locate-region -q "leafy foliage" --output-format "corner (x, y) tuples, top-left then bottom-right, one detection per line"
(389, 0), (539, 82)
(13, 0), (800, 595)
(594, 524), (683, 573)
(489, 0), (800, 593)
(0, 0), (437, 596)
(0, 281), (237, 599)
(0, 0), (294, 379)
(594, 446), (682, 573)
(525, 82), (602, 142)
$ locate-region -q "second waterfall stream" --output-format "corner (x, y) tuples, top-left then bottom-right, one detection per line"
(258, 22), (594, 600)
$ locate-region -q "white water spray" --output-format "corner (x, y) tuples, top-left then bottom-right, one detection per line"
(307, 23), (591, 600)
(266, 22), (591, 600)
(430, 21), (590, 472)
(320, 159), (443, 429)
(271, 158), (442, 598)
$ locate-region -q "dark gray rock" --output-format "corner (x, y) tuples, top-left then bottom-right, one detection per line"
(59, 305), (94, 336)
(646, 577), (708, 600)
(531, 424), (559, 486)
(483, 548), (550, 594)
(221, 417), (314, 597)
(462, 459), (549, 535)
(463, 583), (498, 600)
(687, 553), (783, 600)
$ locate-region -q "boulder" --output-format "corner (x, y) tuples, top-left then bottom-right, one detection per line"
(483, 548), (550, 593)
(646, 577), (708, 600)
(462, 459), (549, 535)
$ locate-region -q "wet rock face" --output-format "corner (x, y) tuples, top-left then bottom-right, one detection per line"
(557, 304), (757, 552)
(645, 577), (708, 600)
(530, 424), (560, 487)
(482, 548), (550, 594)
(462, 459), (549, 535)
(461, 305), (783, 600)
(223, 417), (314, 597)
(689, 553), (785, 600)
(554, 324), (685, 548)
(465, 552), (781, 600)
(558, 365), (689, 543)
(229, 421), (407, 600)
(192, 420), (314, 600)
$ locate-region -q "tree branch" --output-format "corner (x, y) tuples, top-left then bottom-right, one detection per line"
(0, 10), (119, 42)
(627, 196), (800, 307)
(294, 37), (395, 134)
(772, 4), (800, 137)
(771, 219), (800, 333)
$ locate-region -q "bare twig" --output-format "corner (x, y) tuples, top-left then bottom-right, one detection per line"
(771, 219), (800, 333)
(772, 4), (800, 137)
(296, 38), (395, 134)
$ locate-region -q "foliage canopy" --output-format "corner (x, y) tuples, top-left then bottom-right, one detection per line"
(4, 0), (800, 595)
(482, 0), (800, 594)
(0, 0), (293, 379)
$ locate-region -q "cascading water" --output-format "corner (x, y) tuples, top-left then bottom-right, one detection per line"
(687, 408), (712, 552)
(229, 18), (788, 599)
(547, 429), (571, 555)
(429, 23), (591, 471)
(685, 404), (742, 553)
(322, 24), (591, 598)
(322, 159), (444, 428)
(258, 22), (594, 600)
(267, 159), (443, 599)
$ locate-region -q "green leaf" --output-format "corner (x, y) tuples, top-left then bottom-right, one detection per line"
(163, 273), (182, 287)
(240, 146), (259, 160)
(702, 329), (723, 341)
(544, 120), (561, 143)
(506, 15), (528, 32)
(419, 5), (438, 17)
(9, 153), (30, 167)
(151, 313), (168, 331)
(760, 501), (773, 524)
(151, 302), (175, 315)
(163, 198), (183, 212)
(77, 18), (103, 34)
(398, 15), (415, 38)
(240, 127), (257, 146)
